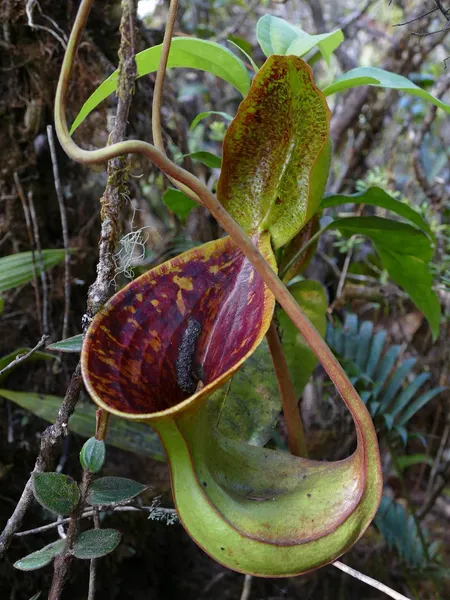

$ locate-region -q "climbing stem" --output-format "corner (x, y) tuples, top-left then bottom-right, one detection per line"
(150, 0), (201, 203)
(151, 0), (178, 153)
(266, 321), (308, 457)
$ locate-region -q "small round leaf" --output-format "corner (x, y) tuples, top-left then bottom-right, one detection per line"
(87, 476), (147, 506)
(13, 539), (65, 571)
(32, 472), (80, 515)
(80, 438), (105, 473)
(72, 529), (121, 559)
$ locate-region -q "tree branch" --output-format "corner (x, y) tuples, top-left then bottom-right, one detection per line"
(0, 364), (83, 558)
(0, 334), (49, 378)
(85, 0), (137, 319)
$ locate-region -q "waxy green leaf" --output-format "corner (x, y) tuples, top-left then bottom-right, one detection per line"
(0, 389), (166, 461)
(257, 16), (344, 65)
(278, 280), (328, 396)
(70, 38), (250, 134)
(218, 55), (331, 249)
(322, 187), (433, 238)
(163, 188), (197, 224)
(73, 529), (121, 559)
(14, 540), (65, 571)
(190, 111), (233, 131)
(185, 151), (222, 169)
(80, 437), (105, 473)
(323, 66), (450, 114)
(331, 216), (440, 339)
(0, 250), (66, 293)
(32, 472), (80, 516)
(47, 334), (83, 353)
(87, 476), (147, 506)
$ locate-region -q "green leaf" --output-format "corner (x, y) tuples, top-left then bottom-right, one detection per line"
(375, 497), (432, 567)
(185, 151), (222, 169)
(389, 372), (430, 419)
(208, 340), (281, 447)
(323, 67), (450, 114)
(227, 39), (260, 74)
(321, 187), (433, 237)
(396, 454), (434, 471)
(330, 216), (440, 339)
(72, 529), (121, 559)
(13, 540), (65, 571)
(0, 296), (4, 315)
(278, 280), (328, 396)
(80, 438), (105, 473)
(32, 472), (80, 515)
(378, 357), (417, 413)
(397, 386), (446, 427)
(0, 348), (54, 384)
(47, 334), (83, 353)
(394, 425), (408, 446)
(70, 38), (250, 134)
(87, 476), (147, 506)
(0, 250), (67, 293)
(163, 188), (197, 224)
(218, 55), (330, 249)
(190, 110), (233, 131)
(257, 15), (343, 65)
(0, 389), (165, 461)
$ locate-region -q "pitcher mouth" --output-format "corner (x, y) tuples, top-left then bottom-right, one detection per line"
(81, 235), (276, 422)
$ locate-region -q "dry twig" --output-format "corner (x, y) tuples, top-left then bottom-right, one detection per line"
(47, 125), (71, 340)
(85, 0), (137, 319)
(333, 561), (412, 600)
(28, 191), (50, 335)
(14, 505), (177, 538)
(25, 0), (67, 48)
(240, 574), (253, 600)
(0, 334), (49, 378)
(14, 172), (42, 333)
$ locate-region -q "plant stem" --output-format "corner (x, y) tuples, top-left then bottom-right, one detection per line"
(86, 0), (137, 319)
(87, 509), (100, 600)
(49, 469), (95, 600)
(151, 0), (201, 203)
(0, 335), (49, 378)
(14, 172), (43, 333)
(47, 124), (71, 341)
(95, 409), (110, 441)
(55, 0), (380, 484)
(151, 0), (178, 153)
(266, 321), (308, 457)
